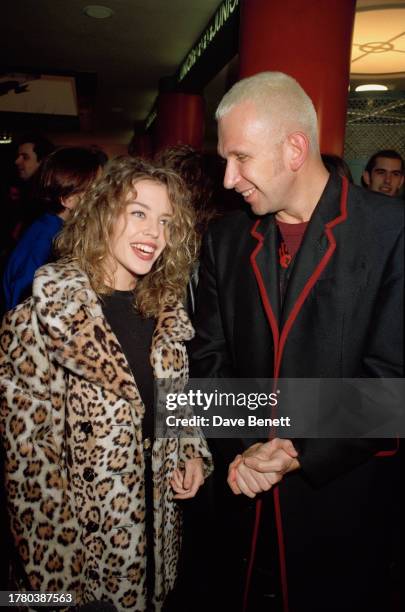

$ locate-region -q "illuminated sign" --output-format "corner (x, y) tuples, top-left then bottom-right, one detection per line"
(178, 0), (239, 82)
(144, 0), (239, 131)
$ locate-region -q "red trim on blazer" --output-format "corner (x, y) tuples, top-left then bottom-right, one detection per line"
(242, 499), (263, 611)
(375, 437), (399, 457)
(274, 485), (289, 610)
(250, 219), (280, 361)
(275, 176), (349, 378)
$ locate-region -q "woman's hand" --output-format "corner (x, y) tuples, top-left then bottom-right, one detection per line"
(171, 457), (204, 499)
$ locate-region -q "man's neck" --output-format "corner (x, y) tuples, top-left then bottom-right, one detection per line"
(276, 160), (330, 224)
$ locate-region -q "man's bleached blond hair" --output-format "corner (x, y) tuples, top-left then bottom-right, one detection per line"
(216, 71), (319, 152)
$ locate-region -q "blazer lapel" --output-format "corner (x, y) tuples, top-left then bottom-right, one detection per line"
(276, 175), (349, 377)
(250, 215), (281, 352)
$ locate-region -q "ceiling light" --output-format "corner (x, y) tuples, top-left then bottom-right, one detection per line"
(355, 84), (388, 92)
(83, 5), (114, 19)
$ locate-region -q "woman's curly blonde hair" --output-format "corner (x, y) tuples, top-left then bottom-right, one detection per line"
(55, 156), (197, 317)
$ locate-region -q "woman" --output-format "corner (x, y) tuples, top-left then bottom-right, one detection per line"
(0, 156), (212, 610)
(2, 146), (102, 312)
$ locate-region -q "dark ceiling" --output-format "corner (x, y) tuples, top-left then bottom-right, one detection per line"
(1, 0), (221, 140)
(1, 0), (404, 149)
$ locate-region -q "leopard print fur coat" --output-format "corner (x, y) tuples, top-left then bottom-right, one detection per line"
(0, 261), (212, 611)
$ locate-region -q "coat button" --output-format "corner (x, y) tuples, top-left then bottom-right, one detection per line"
(81, 421), (93, 435)
(83, 468), (95, 482)
(88, 569), (99, 580)
(143, 437), (152, 450)
(86, 520), (99, 533)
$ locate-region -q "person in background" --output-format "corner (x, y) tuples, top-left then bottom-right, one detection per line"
(321, 153), (353, 183)
(0, 135), (55, 276)
(155, 145), (220, 317)
(2, 147), (101, 311)
(155, 145), (218, 237)
(362, 149), (404, 197)
(0, 156), (212, 611)
(12, 133), (55, 236)
(15, 133), (55, 182)
(89, 143), (109, 166)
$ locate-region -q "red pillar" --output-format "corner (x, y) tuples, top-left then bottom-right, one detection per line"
(239, 0), (356, 156)
(155, 93), (205, 152)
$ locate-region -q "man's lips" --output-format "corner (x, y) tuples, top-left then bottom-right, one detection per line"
(237, 187), (256, 199)
(130, 242), (157, 261)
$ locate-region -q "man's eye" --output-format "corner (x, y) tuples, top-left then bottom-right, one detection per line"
(236, 155), (247, 162)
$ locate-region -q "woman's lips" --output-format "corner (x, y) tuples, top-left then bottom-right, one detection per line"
(130, 242), (156, 260)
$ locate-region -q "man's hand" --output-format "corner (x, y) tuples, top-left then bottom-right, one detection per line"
(171, 457), (205, 499)
(227, 438), (300, 498)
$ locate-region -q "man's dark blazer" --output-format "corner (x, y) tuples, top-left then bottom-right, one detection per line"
(190, 173), (403, 612)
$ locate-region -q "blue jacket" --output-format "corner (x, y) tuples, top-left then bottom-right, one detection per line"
(2, 213), (63, 311)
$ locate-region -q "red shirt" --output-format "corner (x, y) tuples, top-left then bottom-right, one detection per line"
(276, 219), (308, 268)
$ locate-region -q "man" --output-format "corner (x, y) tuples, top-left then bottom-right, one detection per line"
(190, 73), (402, 612)
(1, 135), (55, 308)
(362, 149), (404, 197)
(15, 133), (54, 181)
(8, 134), (55, 243)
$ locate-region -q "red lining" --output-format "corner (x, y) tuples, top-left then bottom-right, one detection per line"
(376, 437), (399, 457)
(242, 499), (263, 611)
(275, 177), (348, 379)
(274, 486), (289, 610)
(250, 219), (280, 360)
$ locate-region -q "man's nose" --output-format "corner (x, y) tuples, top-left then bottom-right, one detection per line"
(223, 161), (239, 190)
(384, 173), (392, 184)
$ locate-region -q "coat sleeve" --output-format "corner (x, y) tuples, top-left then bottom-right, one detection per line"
(360, 227), (403, 378)
(0, 300), (79, 592)
(189, 231), (234, 378)
(153, 331), (213, 479)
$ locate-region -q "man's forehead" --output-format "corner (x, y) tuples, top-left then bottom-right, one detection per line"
(217, 104), (271, 154)
(18, 142), (35, 154)
(373, 157), (402, 171)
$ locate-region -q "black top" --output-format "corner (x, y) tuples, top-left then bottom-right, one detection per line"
(101, 289), (155, 440)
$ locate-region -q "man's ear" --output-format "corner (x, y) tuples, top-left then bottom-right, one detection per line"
(285, 132), (309, 172)
(362, 171), (371, 187)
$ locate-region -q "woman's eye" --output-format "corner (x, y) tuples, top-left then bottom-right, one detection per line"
(160, 218), (171, 225)
(131, 210), (145, 218)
